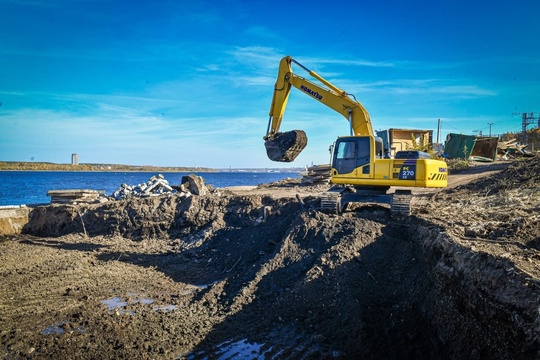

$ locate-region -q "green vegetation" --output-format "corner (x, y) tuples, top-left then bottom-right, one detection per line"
(407, 133), (440, 159)
(446, 158), (470, 173)
(445, 145), (473, 173)
(0, 161), (214, 172)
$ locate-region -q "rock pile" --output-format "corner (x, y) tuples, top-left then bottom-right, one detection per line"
(111, 174), (210, 200)
(111, 174), (174, 200)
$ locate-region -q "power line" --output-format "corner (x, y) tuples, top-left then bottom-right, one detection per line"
(441, 121), (466, 133)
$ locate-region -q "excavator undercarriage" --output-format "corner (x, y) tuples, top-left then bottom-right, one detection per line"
(320, 186), (412, 216)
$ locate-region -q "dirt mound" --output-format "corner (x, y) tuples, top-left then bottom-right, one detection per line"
(423, 157), (540, 244)
(23, 192), (303, 240)
(447, 157), (540, 195)
(411, 156), (540, 359)
(2, 156), (540, 359)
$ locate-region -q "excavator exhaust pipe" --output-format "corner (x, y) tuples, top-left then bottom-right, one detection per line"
(264, 130), (308, 162)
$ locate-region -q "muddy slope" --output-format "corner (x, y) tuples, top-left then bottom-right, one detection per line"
(1, 157), (539, 359)
(412, 157), (540, 359)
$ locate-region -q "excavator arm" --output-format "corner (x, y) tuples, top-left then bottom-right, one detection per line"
(264, 56), (374, 162)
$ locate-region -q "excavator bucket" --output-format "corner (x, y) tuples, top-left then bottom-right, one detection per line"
(265, 130), (308, 162)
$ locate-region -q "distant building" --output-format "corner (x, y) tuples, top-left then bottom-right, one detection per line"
(71, 153), (79, 166)
(376, 128), (433, 158)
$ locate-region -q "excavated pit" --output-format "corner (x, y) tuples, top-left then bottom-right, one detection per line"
(2, 158), (540, 359)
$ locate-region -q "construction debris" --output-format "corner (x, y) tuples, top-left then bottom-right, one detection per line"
(300, 164), (331, 185)
(176, 174), (209, 196)
(46, 174), (210, 204)
(112, 174), (174, 200)
(48, 189), (105, 204)
(112, 173), (211, 200)
(498, 139), (535, 159)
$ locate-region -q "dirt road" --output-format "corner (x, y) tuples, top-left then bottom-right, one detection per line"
(1, 158), (539, 359)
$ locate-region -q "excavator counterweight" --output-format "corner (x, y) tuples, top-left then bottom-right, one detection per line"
(264, 130), (307, 162)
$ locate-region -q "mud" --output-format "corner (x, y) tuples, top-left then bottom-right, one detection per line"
(1, 158), (540, 359)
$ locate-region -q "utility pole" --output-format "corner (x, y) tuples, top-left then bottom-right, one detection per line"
(436, 118), (441, 144)
(513, 112), (540, 144)
(487, 122), (493, 137)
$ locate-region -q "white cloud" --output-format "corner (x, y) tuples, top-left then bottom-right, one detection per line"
(245, 26), (281, 39)
(349, 78), (497, 98)
(227, 46), (285, 71)
(303, 57), (395, 68)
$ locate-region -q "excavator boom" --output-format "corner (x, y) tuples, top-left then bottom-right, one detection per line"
(264, 56), (373, 162)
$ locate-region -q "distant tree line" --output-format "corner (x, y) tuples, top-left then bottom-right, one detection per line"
(0, 162), (214, 172)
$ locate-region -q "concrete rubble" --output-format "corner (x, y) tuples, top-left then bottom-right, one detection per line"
(172, 174), (209, 196)
(112, 174), (174, 200)
(0, 205), (32, 235)
(48, 189), (105, 204)
(46, 174), (210, 204)
(300, 164), (331, 184)
(112, 173), (209, 200)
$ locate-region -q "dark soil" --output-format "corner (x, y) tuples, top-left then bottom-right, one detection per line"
(1, 157), (539, 359)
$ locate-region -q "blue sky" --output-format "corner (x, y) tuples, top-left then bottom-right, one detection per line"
(1, 0), (539, 168)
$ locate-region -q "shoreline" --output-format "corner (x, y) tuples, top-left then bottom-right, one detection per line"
(0, 169), (303, 173)
(0, 161), (304, 173)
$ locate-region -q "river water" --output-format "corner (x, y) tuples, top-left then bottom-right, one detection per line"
(0, 171), (301, 206)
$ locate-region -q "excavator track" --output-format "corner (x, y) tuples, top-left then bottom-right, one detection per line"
(264, 130), (308, 162)
(390, 190), (412, 217)
(319, 187), (412, 217)
(320, 189), (342, 214)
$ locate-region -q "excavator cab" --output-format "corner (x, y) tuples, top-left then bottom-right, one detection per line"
(331, 136), (373, 175)
(331, 136), (386, 178)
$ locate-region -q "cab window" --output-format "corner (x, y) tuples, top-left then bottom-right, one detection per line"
(334, 140), (356, 174)
(336, 141), (355, 159)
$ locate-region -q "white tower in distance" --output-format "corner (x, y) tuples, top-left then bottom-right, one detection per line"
(71, 153), (79, 166)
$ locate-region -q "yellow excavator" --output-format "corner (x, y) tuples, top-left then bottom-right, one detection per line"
(264, 56), (448, 215)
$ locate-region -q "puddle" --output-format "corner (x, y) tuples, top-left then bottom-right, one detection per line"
(213, 339), (268, 359)
(180, 283), (216, 296)
(181, 339), (271, 359)
(101, 296), (156, 309)
(100, 295), (175, 314)
(101, 296), (128, 310)
(140, 297), (155, 305)
(42, 321), (84, 335)
(154, 304), (178, 312)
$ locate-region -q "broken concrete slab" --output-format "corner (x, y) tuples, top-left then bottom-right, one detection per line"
(47, 189), (105, 204)
(0, 205), (32, 235)
(180, 174), (208, 195)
